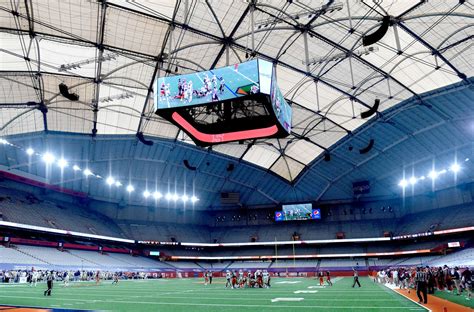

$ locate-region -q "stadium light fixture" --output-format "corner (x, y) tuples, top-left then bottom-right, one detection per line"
(165, 193), (172, 201)
(450, 163), (460, 173)
(115, 181), (122, 187)
(191, 195), (199, 203)
(428, 170), (438, 180)
(42, 152), (55, 164)
(73, 165), (81, 171)
(26, 148), (34, 156)
(83, 169), (93, 176)
(465, 158), (469, 162)
(398, 179), (407, 187)
(182, 194), (189, 202)
(409, 177), (417, 185)
(153, 191), (162, 200)
(57, 158), (68, 168)
(106, 176), (115, 186)
(172, 193), (180, 201)
(126, 185), (135, 193)
(143, 190), (151, 198)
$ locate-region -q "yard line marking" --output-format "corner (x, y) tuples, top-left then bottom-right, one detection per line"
(0, 295), (426, 310)
(275, 281), (301, 284)
(294, 290), (318, 294)
(271, 297), (304, 302)
(308, 286), (326, 289)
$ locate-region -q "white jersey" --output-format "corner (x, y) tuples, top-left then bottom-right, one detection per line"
(226, 272), (231, 280)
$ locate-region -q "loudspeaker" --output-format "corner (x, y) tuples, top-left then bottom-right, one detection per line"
(58, 83), (79, 101)
(361, 99), (380, 119)
(183, 160), (197, 171)
(362, 16), (390, 46)
(359, 139), (375, 154)
(136, 132), (154, 146)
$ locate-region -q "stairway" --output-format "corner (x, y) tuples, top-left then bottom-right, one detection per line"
(316, 259), (322, 271)
(64, 250), (101, 266)
(11, 245), (52, 265)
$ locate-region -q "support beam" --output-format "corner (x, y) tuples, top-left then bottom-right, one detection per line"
(91, 1), (108, 137)
(209, 6), (250, 69)
(397, 22), (467, 80)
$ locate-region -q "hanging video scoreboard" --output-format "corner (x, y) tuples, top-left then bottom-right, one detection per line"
(275, 203), (321, 222)
(155, 59), (292, 146)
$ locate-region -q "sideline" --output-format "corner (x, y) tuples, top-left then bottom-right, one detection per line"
(395, 288), (472, 312)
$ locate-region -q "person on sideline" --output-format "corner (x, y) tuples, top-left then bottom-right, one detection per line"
(352, 268), (361, 288)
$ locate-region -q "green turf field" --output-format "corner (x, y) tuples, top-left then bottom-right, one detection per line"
(432, 289), (474, 309)
(0, 277), (429, 311)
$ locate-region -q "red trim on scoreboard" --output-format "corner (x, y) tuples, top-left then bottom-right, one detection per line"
(172, 112), (279, 144)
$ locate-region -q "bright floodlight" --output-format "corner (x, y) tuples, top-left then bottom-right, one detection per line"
(106, 176), (115, 186)
(172, 193), (180, 201)
(153, 191), (162, 199)
(126, 185), (135, 193)
(409, 177), (417, 185)
(42, 152), (55, 164)
(428, 170), (438, 179)
(398, 179), (408, 187)
(115, 181), (122, 187)
(26, 148), (34, 156)
(465, 158), (470, 162)
(83, 169), (93, 176)
(182, 194), (189, 202)
(191, 195), (199, 203)
(57, 158), (68, 168)
(450, 163), (460, 173)
(73, 165), (81, 171)
(165, 193), (172, 201)
(143, 190), (151, 198)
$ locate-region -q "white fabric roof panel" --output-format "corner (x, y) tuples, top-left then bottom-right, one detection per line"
(243, 144), (280, 169)
(0, 0), (471, 182)
(270, 156), (305, 182)
(104, 6), (169, 56)
(285, 139), (324, 165)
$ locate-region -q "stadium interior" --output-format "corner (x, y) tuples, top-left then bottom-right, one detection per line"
(0, 0), (473, 311)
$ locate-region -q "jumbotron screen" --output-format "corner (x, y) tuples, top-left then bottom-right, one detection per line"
(154, 59), (292, 146)
(156, 60), (262, 109)
(275, 203), (321, 221)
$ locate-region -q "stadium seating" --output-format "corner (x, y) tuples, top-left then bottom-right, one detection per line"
(428, 248), (474, 267)
(0, 187), (124, 238)
(228, 261), (272, 269)
(0, 245), (167, 271)
(1, 186), (473, 244)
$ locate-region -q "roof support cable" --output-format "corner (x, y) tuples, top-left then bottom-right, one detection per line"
(350, 98), (355, 119)
(315, 80), (320, 112)
(250, 4), (255, 57)
(303, 30), (310, 72)
(91, 1), (108, 137)
(386, 78), (392, 99)
(397, 22), (467, 81)
(348, 55), (355, 89)
(392, 24), (402, 55)
(345, 0), (354, 32)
